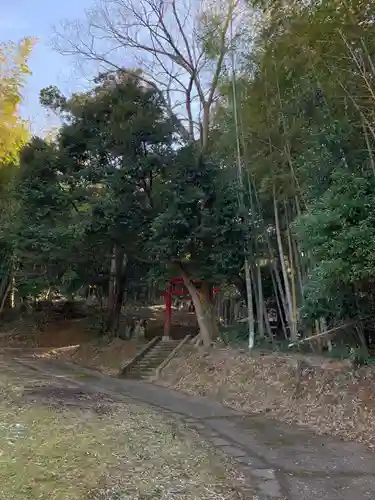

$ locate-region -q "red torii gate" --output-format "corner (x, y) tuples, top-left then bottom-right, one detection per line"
(160, 277), (220, 338)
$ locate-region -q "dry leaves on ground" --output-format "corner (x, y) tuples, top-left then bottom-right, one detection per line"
(157, 345), (375, 450)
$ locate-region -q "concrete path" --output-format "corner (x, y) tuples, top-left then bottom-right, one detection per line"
(12, 356), (375, 500)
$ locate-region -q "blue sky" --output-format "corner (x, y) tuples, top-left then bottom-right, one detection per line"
(2, 1), (201, 139)
(1, 0), (94, 136)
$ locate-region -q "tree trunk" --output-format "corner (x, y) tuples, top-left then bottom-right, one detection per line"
(285, 204), (298, 336)
(200, 281), (220, 339)
(234, 275), (249, 306)
(245, 259), (255, 349)
(107, 246), (117, 312)
(0, 279), (11, 316)
(271, 265), (288, 339)
(257, 265), (265, 339)
(179, 267), (219, 347)
(106, 246), (127, 334)
(3, 274), (15, 310)
(201, 102), (210, 152)
(0, 272), (10, 312)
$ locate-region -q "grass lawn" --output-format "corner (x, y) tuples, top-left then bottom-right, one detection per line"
(0, 358), (244, 500)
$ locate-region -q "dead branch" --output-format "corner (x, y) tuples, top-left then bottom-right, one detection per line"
(288, 322), (353, 348)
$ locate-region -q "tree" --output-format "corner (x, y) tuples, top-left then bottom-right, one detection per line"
(53, 0), (256, 345)
(0, 38), (35, 165)
(208, 0), (375, 345)
(13, 137), (80, 298)
(295, 167), (375, 332)
(0, 37), (35, 311)
(54, 0), (247, 150)
(39, 71), (175, 332)
(148, 144), (245, 345)
(36, 68), (247, 346)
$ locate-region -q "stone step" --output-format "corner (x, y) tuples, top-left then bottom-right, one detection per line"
(155, 344), (180, 349)
(129, 362), (163, 369)
(138, 356), (166, 362)
(154, 345), (180, 352)
(138, 359), (165, 365)
(131, 356), (165, 364)
(157, 341), (181, 346)
(144, 348), (175, 356)
(127, 362), (168, 374)
(149, 349), (177, 356)
(122, 336), (189, 379)
(143, 352), (172, 359)
(142, 354), (172, 361)
(153, 344), (180, 350)
(144, 349), (179, 358)
(127, 367), (156, 375)
(144, 352), (175, 360)
(128, 367), (155, 374)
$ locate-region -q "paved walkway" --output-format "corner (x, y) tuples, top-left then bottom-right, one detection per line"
(12, 355), (375, 500)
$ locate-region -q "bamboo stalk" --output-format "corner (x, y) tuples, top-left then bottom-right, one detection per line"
(256, 264), (265, 338)
(230, 16), (255, 349)
(361, 119), (375, 177)
(0, 280), (11, 316)
(285, 202), (298, 332)
(274, 189), (297, 340)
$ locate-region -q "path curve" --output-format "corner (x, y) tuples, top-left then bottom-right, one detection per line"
(10, 354), (375, 500)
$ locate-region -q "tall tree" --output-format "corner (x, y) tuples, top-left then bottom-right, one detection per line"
(53, 0), (255, 345)
(210, 0), (375, 343)
(0, 38), (34, 165)
(13, 137), (80, 298)
(148, 144), (245, 345)
(0, 37), (35, 311)
(40, 71), (175, 332)
(54, 0), (247, 150)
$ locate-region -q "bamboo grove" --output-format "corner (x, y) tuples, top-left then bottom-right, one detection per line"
(1, 0), (375, 353)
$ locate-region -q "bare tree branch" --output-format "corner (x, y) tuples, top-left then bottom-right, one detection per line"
(53, 0), (248, 149)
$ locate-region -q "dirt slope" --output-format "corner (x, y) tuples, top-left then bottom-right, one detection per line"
(156, 344), (375, 450)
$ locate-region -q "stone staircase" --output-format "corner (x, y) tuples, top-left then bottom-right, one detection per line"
(121, 337), (187, 380)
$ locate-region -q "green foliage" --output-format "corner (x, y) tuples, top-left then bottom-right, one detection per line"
(348, 347), (375, 367)
(295, 168), (375, 321)
(148, 145), (246, 282)
(210, 0), (375, 339)
(219, 324), (249, 345)
(12, 137), (80, 296)
(6, 0), (375, 351)
(7, 65), (248, 317)
(34, 72), (175, 296)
